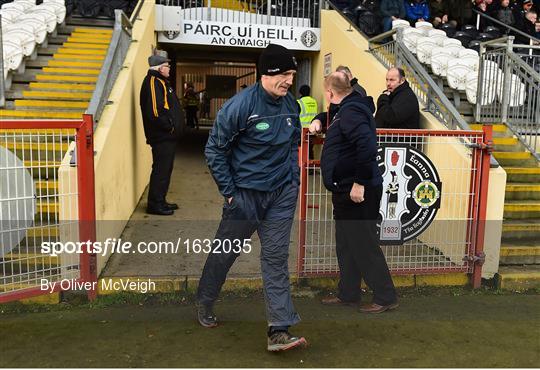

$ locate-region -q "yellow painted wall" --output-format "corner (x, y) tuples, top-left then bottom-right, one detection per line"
(312, 10), (506, 278)
(92, 1), (156, 274)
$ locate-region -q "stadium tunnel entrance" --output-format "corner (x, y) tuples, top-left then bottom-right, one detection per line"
(100, 44), (316, 282)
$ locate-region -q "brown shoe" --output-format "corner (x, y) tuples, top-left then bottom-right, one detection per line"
(358, 302), (399, 314)
(321, 296), (358, 306)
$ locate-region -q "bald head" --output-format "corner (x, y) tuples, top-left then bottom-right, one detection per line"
(325, 71), (352, 95)
(386, 67), (406, 93)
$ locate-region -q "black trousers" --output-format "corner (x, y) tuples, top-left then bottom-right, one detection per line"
(332, 185), (397, 305)
(147, 140), (176, 209)
(185, 107), (199, 128)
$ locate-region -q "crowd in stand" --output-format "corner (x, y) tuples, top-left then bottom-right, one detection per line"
(337, 0), (540, 42)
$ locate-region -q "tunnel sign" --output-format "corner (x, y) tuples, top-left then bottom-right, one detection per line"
(377, 145), (442, 245)
(158, 20), (320, 51)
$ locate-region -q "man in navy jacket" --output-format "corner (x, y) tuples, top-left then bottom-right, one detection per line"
(313, 72), (398, 314)
(197, 44), (306, 352)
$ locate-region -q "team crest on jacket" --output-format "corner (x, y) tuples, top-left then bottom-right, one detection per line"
(377, 145), (442, 245)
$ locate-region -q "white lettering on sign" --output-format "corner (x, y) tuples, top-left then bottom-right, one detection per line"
(158, 20), (320, 51)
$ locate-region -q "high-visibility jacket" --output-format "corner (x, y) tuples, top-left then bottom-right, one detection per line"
(297, 96), (318, 128)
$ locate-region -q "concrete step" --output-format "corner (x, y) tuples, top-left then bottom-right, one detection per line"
(499, 243), (540, 265)
(36, 74), (98, 83)
(22, 90), (93, 100)
(47, 36), (70, 44)
(0, 109), (83, 119)
(56, 47), (107, 56)
(52, 53), (105, 61)
(42, 67), (100, 76)
(496, 265), (540, 290)
(505, 183), (540, 200)
(2, 141), (69, 153)
(24, 58), (53, 68)
(505, 167), (540, 183)
(492, 137), (524, 152)
(47, 60), (103, 69)
(37, 45), (61, 55)
(29, 82), (96, 91)
(469, 123), (511, 138)
(504, 201), (540, 219)
(502, 219), (540, 242)
(14, 100), (88, 110)
(67, 36), (110, 44)
(1, 252), (60, 274)
(73, 27), (113, 35)
(492, 151), (537, 167)
(23, 160), (61, 179)
(62, 42), (109, 50)
(37, 201), (59, 217)
(11, 70), (39, 83)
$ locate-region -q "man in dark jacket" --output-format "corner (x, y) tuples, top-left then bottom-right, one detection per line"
(450, 0), (474, 26)
(375, 67), (420, 129)
(139, 54), (182, 215)
(316, 72), (398, 313)
(197, 44), (306, 352)
(380, 0), (407, 31)
(405, 0), (430, 24)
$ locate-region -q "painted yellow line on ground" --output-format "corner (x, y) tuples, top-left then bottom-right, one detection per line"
(37, 202), (59, 214)
(3, 252), (59, 264)
(62, 42), (109, 50)
(27, 226), (60, 238)
(503, 223), (540, 232)
(0, 109), (84, 119)
(29, 82), (96, 91)
(506, 184), (540, 192)
(504, 203), (540, 212)
(500, 246), (540, 256)
(493, 137), (519, 145)
(36, 74), (98, 83)
(35, 181), (59, 191)
(23, 91), (93, 100)
(469, 123), (507, 132)
(53, 53), (105, 61)
(57, 48), (107, 55)
(47, 60), (102, 68)
(15, 100), (88, 109)
(23, 160), (61, 168)
(3, 141), (69, 152)
(42, 67), (100, 75)
(505, 167), (540, 174)
(67, 37), (110, 44)
(493, 151), (532, 159)
(74, 27), (113, 34)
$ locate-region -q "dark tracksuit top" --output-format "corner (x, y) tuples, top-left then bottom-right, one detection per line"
(321, 91), (383, 194)
(139, 70), (182, 145)
(205, 82), (301, 198)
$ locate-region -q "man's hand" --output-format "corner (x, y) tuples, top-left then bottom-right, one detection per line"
(227, 197), (233, 204)
(309, 119), (322, 134)
(383, 90), (391, 96)
(350, 183), (365, 203)
(442, 14), (448, 23)
(391, 16), (397, 20)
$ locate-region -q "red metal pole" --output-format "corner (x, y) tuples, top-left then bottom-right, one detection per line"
(297, 128), (310, 278)
(78, 114), (97, 300)
(471, 126), (492, 288)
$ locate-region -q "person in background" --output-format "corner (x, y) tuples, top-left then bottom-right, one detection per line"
(375, 67), (420, 130)
(404, 0), (431, 25)
(380, 0), (407, 32)
(429, 0), (457, 27)
(139, 54), (182, 216)
(450, 0), (474, 27)
(297, 85), (319, 160)
(497, 0), (516, 27)
(336, 65), (369, 98)
(183, 82), (199, 129)
(514, 0), (535, 31)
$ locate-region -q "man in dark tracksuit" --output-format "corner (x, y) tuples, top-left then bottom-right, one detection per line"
(197, 44), (307, 352)
(318, 72), (398, 314)
(139, 54), (182, 215)
(375, 67), (420, 130)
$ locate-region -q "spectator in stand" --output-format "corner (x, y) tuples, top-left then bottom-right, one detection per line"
(429, 0), (457, 27)
(514, 0), (535, 30)
(380, 0), (406, 32)
(450, 0), (474, 27)
(497, 0), (516, 27)
(535, 20), (540, 38)
(404, 0), (431, 24)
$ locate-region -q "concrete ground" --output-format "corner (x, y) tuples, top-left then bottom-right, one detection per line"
(101, 130), (300, 278)
(1, 290), (539, 367)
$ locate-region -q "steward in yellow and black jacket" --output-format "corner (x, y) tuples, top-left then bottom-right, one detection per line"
(139, 69), (183, 145)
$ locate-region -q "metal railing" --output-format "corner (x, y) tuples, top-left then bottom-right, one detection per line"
(476, 37), (540, 161)
(369, 29), (472, 132)
(156, 0), (322, 27)
(85, 10), (133, 127)
(0, 13), (5, 108)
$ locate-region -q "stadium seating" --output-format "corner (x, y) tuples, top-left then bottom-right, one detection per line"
(1, 0), (66, 90)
